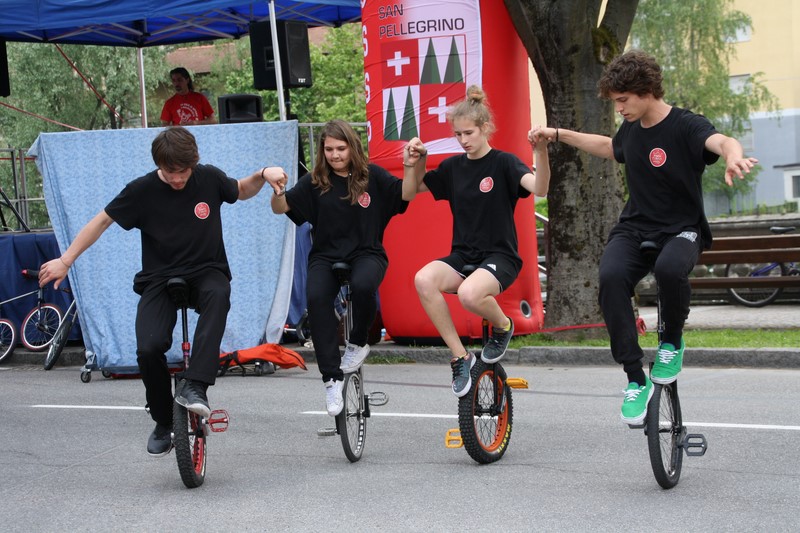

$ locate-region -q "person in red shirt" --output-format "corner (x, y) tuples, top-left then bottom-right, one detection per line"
(160, 67), (216, 126)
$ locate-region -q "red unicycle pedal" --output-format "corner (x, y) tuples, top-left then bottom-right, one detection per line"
(207, 409), (229, 433)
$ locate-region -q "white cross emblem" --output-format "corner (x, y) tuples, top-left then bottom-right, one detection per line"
(387, 51), (411, 76)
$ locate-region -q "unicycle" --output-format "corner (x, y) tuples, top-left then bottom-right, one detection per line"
(446, 266), (528, 464)
(316, 262), (388, 462)
(167, 278), (229, 488)
(634, 241), (707, 489)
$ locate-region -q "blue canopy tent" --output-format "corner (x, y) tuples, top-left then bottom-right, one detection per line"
(0, 0), (362, 122)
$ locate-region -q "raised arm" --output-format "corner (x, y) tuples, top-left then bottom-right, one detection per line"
(532, 126), (614, 161)
(402, 137), (429, 200)
(239, 166), (286, 201)
(521, 125), (551, 197)
(38, 210), (115, 288)
(704, 133), (758, 186)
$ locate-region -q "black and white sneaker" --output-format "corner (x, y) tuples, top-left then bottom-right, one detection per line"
(481, 317), (514, 363)
(147, 423), (173, 457)
(174, 379), (211, 419)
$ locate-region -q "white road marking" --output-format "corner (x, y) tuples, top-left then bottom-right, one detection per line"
(684, 421), (800, 431)
(32, 405), (144, 410)
(303, 410), (457, 419)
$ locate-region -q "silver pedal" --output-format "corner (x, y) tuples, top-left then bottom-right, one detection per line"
(317, 427), (337, 437)
(367, 391), (389, 406)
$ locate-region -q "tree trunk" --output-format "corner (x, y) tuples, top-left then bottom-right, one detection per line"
(504, 0), (639, 337)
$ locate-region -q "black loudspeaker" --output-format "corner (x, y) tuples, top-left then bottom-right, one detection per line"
(218, 94), (264, 124)
(0, 39), (10, 98)
(250, 20), (312, 90)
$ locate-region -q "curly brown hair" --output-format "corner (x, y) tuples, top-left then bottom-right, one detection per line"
(597, 50), (665, 100)
(311, 120), (370, 204)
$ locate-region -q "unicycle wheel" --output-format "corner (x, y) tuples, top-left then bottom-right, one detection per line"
(458, 360), (513, 464)
(336, 370), (366, 462)
(645, 383), (683, 489)
(173, 401), (207, 488)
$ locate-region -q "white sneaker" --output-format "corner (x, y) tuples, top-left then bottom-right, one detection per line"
(324, 380), (343, 416)
(340, 343), (370, 373)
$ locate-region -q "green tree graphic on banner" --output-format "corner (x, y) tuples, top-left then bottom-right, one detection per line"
(399, 86), (418, 140)
(420, 39), (441, 84)
(443, 37), (464, 83)
(384, 90), (400, 140)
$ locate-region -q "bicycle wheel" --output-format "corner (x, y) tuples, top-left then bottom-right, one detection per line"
(0, 318), (17, 363)
(458, 360), (513, 464)
(21, 304), (62, 351)
(44, 305), (74, 370)
(725, 262), (787, 307)
(337, 370), (366, 462)
(646, 383), (683, 489)
(173, 400), (207, 488)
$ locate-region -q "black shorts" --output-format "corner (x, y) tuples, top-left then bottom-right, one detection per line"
(437, 252), (521, 292)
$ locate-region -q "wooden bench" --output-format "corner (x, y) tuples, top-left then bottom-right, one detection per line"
(690, 229), (800, 290)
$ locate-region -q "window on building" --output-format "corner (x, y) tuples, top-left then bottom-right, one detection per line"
(729, 74), (750, 94)
(793, 175), (800, 199)
(726, 24), (752, 43)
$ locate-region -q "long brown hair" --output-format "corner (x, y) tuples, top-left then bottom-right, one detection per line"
(311, 120), (369, 204)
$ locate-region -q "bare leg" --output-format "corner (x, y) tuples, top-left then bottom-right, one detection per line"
(414, 261), (467, 359)
(456, 269), (509, 329)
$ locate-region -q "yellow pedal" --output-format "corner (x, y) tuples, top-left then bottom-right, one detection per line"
(506, 377), (529, 389)
(445, 428), (463, 448)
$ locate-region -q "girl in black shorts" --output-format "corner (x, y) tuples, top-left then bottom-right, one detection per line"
(402, 85), (552, 397)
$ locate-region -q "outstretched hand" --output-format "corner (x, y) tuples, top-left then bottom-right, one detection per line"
(39, 258), (68, 289)
(528, 125), (556, 150)
(725, 156), (758, 186)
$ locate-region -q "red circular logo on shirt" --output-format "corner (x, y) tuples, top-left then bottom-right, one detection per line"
(194, 202), (210, 219)
(649, 148), (667, 167)
(479, 177), (494, 193)
(358, 192), (371, 208)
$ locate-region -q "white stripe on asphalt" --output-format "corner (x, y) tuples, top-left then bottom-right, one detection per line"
(303, 411), (457, 419)
(32, 405), (144, 410)
(684, 421), (800, 431)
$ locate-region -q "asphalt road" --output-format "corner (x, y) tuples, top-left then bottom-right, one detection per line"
(2, 363), (800, 531)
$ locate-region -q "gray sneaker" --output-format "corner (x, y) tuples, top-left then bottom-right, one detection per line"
(451, 353), (476, 397)
(147, 423), (173, 457)
(174, 379), (211, 419)
(481, 317), (514, 363)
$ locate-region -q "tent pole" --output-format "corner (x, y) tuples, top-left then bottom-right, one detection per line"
(268, 0), (287, 121)
(137, 47), (147, 128)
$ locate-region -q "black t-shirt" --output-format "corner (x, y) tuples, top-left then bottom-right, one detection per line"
(612, 106), (719, 247)
(105, 164), (240, 292)
(284, 164), (408, 265)
(423, 149), (532, 265)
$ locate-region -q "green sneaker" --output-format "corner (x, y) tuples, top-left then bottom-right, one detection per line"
(651, 339), (685, 385)
(620, 378), (653, 425)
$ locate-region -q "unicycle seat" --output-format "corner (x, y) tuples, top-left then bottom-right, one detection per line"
(167, 277), (191, 309)
(639, 240), (662, 267)
(332, 262), (352, 285)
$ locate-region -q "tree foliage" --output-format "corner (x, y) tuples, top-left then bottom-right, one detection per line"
(630, 0), (779, 197)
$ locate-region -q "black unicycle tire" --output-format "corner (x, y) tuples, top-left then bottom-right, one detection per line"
(44, 315), (72, 370)
(173, 401), (207, 488)
(0, 318), (17, 363)
(646, 383), (683, 489)
(458, 360), (513, 464)
(337, 370), (366, 462)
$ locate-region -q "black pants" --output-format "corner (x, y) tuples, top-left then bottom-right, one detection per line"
(135, 269), (231, 427)
(598, 228), (701, 378)
(307, 256), (385, 383)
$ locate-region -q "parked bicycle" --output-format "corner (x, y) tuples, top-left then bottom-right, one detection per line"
(725, 226), (798, 308)
(44, 296), (79, 370)
(0, 269), (65, 362)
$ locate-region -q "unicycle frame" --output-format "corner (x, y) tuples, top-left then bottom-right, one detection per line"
(317, 262), (388, 462)
(167, 278), (228, 489)
(636, 242), (707, 489)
